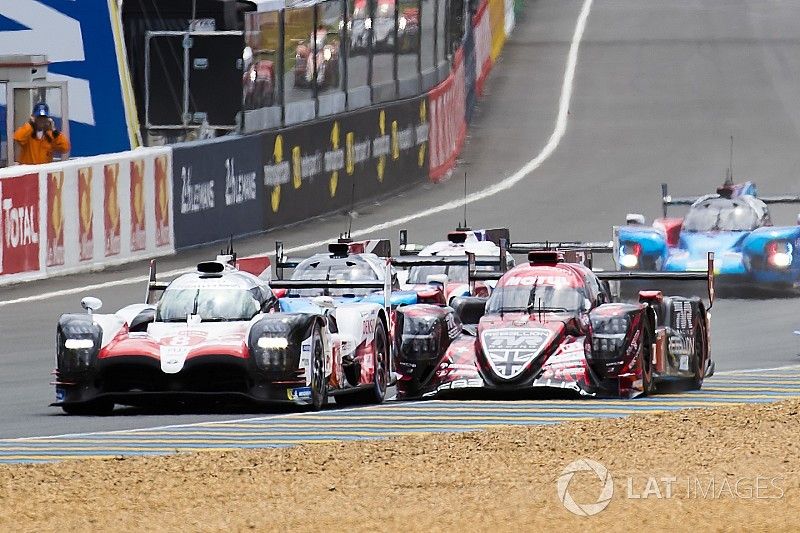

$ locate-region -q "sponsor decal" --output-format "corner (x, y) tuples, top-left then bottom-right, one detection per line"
(180, 166), (215, 214)
(503, 274), (570, 287)
(376, 110), (387, 182)
(0, 173), (40, 275)
(224, 158), (257, 206)
(46, 170), (65, 267)
(130, 159), (146, 252)
(289, 386), (312, 400)
(103, 163), (121, 257)
(328, 121), (341, 197)
(266, 135), (288, 212)
(673, 301), (693, 330)
(481, 328), (553, 379)
(154, 155), (171, 247)
(78, 166), (93, 261)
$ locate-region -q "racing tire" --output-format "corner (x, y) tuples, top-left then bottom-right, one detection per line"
(687, 315), (707, 391)
(61, 399), (114, 416)
(310, 322), (328, 411)
(335, 322), (389, 406)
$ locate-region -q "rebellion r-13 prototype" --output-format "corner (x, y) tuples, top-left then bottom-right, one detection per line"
(394, 228), (514, 303)
(616, 180), (800, 291)
(52, 251), (392, 415)
(393, 247), (715, 399)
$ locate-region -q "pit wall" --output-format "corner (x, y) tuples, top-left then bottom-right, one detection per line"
(0, 0), (515, 285)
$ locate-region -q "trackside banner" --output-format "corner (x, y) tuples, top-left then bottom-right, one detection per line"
(171, 135), (266, 249)
(428, 49), (466, 182)
(0, 147), (174, 285)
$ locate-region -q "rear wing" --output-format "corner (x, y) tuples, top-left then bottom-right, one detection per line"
(275, 239), (391, 279)
(595, 252), (715, 309)
(661, 182), (800, 217)
(398, 227), (510, 255)
(507, 240), (613, 269)
(270, 261), (393, 311)
(393, 237), (509, 272)
(145, 259), (169, 305)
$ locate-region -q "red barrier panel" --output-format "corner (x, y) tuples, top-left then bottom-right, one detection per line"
(473, 0), (493, 96)
(428, 48), (467, 183)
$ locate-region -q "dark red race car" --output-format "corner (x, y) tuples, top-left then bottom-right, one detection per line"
(393, 246), (715, 399)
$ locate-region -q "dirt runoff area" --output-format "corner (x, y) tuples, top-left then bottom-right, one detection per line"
(1, 400), (799, 532)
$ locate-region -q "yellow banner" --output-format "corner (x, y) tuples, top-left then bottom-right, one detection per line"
(488, 0), (507, 61)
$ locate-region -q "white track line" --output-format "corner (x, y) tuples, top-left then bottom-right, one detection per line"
(0, 0), (595, 309)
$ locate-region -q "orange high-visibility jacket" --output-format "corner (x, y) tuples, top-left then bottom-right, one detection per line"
(13, 122), (70, 165)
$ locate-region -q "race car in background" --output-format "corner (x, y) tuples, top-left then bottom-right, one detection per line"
(52, 248), (391, 414)
(242, 46), (275, 108)
(394, 228), (514, 303)
(393, 246), (715, 400)
(294, 27), (340, 88)
(348, 0), (420, 54)
(616, 180), (800, 292)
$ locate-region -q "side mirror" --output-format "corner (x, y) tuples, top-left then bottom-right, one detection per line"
(80, 296), (103, 314)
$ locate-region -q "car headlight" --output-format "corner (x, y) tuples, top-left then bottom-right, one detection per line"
(65, 338), (95, 350)
(257, 336), (289, 350)
(766, 241), (793, 269)
(619, 242), (641, 269)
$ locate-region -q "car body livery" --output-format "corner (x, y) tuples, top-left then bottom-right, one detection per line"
(617, 180), (800, 292)
(52, 252), (391, 414)
(394, 249), (715, 400)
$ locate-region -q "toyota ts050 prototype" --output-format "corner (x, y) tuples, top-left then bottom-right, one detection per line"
(617, 180), (800, 292)
(393, 247), (715, 399)
(52, 250), (392, 414)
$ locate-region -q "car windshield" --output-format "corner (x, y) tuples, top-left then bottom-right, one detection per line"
(485, 285), (586, 314)
(290, 262), (380, 297)
(157, 288), (260, 322)
(683, 201), (759, 232)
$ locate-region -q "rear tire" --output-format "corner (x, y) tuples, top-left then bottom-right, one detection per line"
(61, 399), (114, 416)
(310, 323), (328, 411)
(687, 316), (707, 390)
(335, 322), (388, 406)
(640, 321), (655, 396)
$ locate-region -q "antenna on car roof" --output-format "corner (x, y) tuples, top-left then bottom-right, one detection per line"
(456, 172), (469, 231)
(725, 135), (734, 185)
(344, 175), (357, 241)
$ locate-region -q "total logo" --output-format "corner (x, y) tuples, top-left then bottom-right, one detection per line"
(2, 197), (39, 250)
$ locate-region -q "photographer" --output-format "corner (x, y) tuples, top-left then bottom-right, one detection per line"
(13, 103), (70, 165)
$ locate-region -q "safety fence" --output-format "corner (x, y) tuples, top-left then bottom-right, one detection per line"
(0, 0), (516, 285)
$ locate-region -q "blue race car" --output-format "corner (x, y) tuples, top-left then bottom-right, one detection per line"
(616, 180), (800, 292)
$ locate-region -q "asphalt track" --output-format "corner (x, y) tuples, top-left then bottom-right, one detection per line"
(1, 367), (799, 462)
(2, 0), (800, 445)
